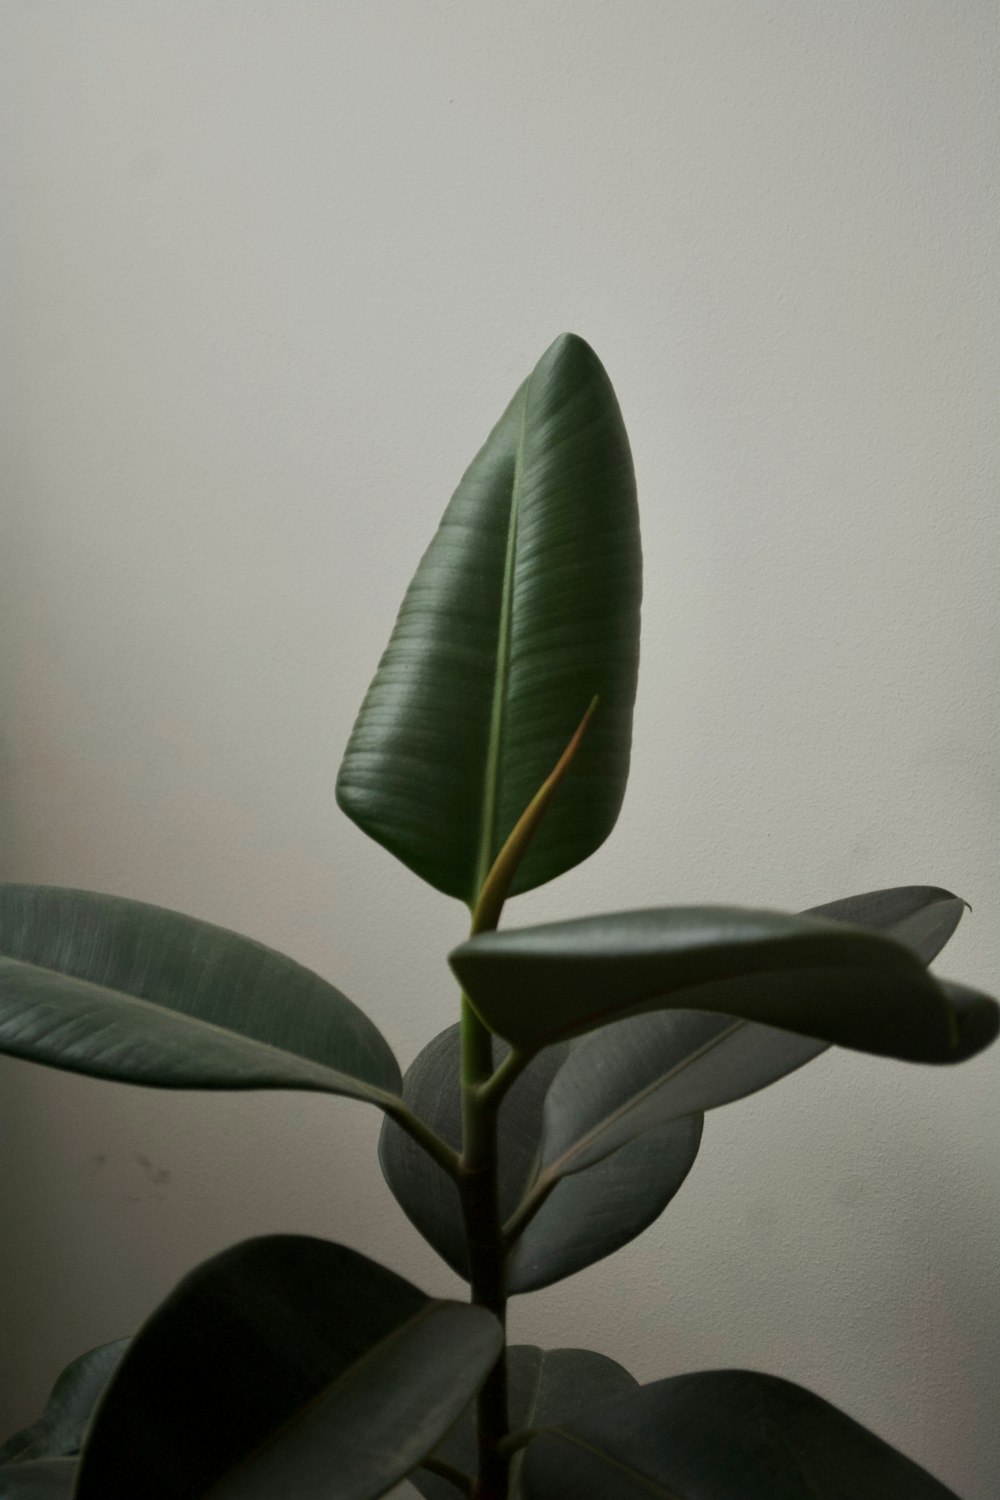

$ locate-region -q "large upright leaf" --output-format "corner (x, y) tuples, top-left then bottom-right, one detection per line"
(75, 1236), (502, 1500)
(451, 905), (998, 1063)
(411, 1344), (637, 1500)
(336, 333), (641, 904)
(520, 1369), (960, 1498)
(0, 886), (400, 1102)
(537, 887), (969, 1177)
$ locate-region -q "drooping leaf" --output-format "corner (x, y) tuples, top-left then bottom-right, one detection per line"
(336, 333), (642, 905)
(507, 1117), (702, 1294)
(451, 904), (998, 1063)
(537, 886), (970, 1177)
(519, 1368), (960, 1498)
(0, 1459), (75, 1498)
(75, 1236), (501, 1500)
(411, 1344), (637, 1500)
(0, 886), (400, 1103)
(0, 1340), (127, 1465)
(378, 1024), (568, 1278)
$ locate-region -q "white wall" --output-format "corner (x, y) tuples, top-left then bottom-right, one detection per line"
(2, 3), (997, 1495)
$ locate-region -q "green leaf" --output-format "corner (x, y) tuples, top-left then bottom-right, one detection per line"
(536, 886), (970, 1177)
(451, 904), (998, 1063)
(0, 1341), (127, 1464)
(0, 886), (401, 1103)
(806, 885), (968, 964)
(411, 1344), (637, 1500)
(336, 333), (641, 905)
(507, 1118), (702, 1294)
(380, 1026), (701, 1294)
(519, 1369), (961, 1498)
(379, 1024), (568, 1279)
(75, 1236), (501, 1500)
(0, 1459), (75, 1498)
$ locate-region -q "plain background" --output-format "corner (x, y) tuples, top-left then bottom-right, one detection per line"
(1, 3), (997, 1496)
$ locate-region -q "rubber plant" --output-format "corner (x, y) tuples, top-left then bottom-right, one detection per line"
(0, 334), (995, 1500)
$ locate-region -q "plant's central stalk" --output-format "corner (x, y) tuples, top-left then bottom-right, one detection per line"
(460, 1006), (510, 1500)
(459, 698), (600, 1498)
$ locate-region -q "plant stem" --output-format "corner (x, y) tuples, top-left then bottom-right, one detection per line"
(458, 700), (601, 1497)
(460, 998), (511, 1500)
(461, 994), (495, 1086)
(476, 1044), (530, 1109)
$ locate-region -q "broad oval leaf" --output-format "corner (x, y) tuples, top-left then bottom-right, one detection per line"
(0, 886), (401, 1103)
(451, 905), (998, 1063)
(0, 1340), (127, 1465)
(336, 333), (642, 905)
(411, 1344), (637, 1500)
(539, 886), (970, 1177)
(380, 1026), (701, 1294)
(507, 1117), (703, 1294)
(520, 1368), (961, 1498)
(379, 1024), (568, 1278)
(75, 1236), (501, 1500)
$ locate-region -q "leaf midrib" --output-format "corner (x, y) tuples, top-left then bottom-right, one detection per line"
(545, 1017), (748, 1178)
(529, 1427), (685, 1499)
(0, 956), (393, 1103)
(474, 386), (530, 901)
(204, 1300), (448, 1498)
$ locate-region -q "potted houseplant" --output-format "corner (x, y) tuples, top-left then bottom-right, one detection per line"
(0, 335), (994, 1499)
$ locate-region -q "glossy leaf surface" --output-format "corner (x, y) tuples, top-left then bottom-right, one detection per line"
(380, 1025), (701, 1293)
(412, 1344), (637, 1500)
(75, 1236), (501, 1500)
(379, 1024), (568, 1277)
(507, 1117), (702, 1294)
(0, 1341), (127, 1465)
(539, 886), (969, 1176)
(336, 333), (641, 904)
(0, 887), (400, 1102)
(452, 904), (998, 1062)
(520, 1369), (960, 1498)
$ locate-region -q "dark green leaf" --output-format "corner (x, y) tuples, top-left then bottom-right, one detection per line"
(937, 978), (1000, 1058)
(0, 1459), (75, 1498)
(379, 1025), (567, 1278)
(75, 1236), (501, 1500)
(0, 886), (400, 1102)
(412, 1344), (637, 1500)
(451, 904), (997, 1062)
(537, 886), (970, 1177)
(380, 1026), (701, 1294)
(520, 1369), (960, 1498)
(336, 333), (641, 905)
(507, 1117), (702, 1294)
(0, 1340), (127, 1464)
